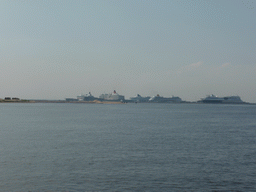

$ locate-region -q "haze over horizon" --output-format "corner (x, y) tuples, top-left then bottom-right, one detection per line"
(1, 0), (256, 102)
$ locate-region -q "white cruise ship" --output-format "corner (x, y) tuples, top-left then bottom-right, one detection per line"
(77, 92), (96, 101)
(99, 90), (125, 101)
(130, 94), (151, 103)
(199, 94), (244, 104)
(148, 94), (182, 103)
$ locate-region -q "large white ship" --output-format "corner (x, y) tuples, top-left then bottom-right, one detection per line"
(99, 90), (125, 101)
(130, 94), (151, 103)
(199, 94), (244, 104)
(77, 92), (96, 101)
(148, 94), (182, 103)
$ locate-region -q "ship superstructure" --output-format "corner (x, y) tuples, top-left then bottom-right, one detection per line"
(77, 92), (96, 101)
(148, 94), (182, 103)
(199, 94), (244, 104)
(130, 94), (151, 103)
(99, 90), (125, 101)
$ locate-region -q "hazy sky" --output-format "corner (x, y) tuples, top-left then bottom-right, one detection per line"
(1, 0), (256, 102)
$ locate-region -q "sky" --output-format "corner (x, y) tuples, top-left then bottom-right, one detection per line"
(1, 0), (256, 102)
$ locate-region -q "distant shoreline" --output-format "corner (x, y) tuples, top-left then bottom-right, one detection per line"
(0, 99), (255, 105)
(0, 99), (124, 104)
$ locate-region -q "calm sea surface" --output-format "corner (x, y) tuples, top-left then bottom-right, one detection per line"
(1, 103), (256, 191)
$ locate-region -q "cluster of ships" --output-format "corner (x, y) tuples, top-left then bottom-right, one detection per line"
(66, 90), (247, 104)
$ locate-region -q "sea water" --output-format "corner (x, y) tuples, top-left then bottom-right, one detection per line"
(0, 103), (256, 191)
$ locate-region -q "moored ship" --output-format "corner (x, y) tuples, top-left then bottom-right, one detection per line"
(199, 94), (245, 104)
(77, 92), (96, 101)
(148, 94), (182, 103)
(99, 90), (125, 101)
(130, 94), (151, 103)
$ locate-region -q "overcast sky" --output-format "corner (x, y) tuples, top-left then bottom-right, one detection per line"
(1, 0), (256, 102)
